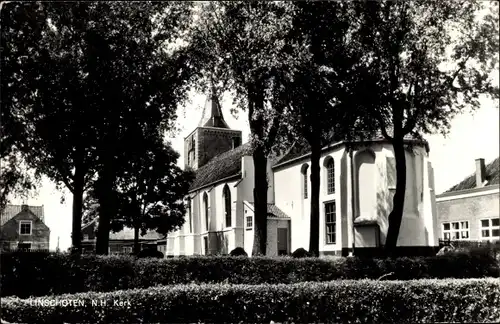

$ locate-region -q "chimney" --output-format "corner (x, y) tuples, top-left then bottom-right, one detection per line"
(475, 158), (486, 188)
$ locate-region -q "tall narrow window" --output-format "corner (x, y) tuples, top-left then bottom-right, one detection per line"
(223, 185), (232, 227)
(187, 198), (192, 233)
(325, 202), (336, 244)
(301, 164), (309, 199)
(326, 158), (335, 194)
(203, 193), (209, 231)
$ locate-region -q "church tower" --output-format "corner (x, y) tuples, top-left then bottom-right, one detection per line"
(184, 87), (242, 170)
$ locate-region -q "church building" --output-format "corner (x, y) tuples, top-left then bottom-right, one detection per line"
(164, 90), (439, 257)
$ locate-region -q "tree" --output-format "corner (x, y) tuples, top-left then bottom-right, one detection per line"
(111, 138), (194, 254)
(0, 2), (45, 211)
(1, 2), (197, 254)
(284, 1), (373, 256)
(353, 0), (499, 254)
(192, 1), (305, 255)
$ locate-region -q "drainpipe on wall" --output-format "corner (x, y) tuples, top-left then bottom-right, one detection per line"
(349, 146), (356, 256)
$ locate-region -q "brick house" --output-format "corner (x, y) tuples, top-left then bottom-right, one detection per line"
(436, 157), (500, 242)
(81, 217), (163, 254)
(0, 204), (50, 251)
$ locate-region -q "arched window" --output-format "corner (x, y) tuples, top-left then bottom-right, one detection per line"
(223, 185), (232, 227)
(301, 164), (309, 199)
(325, 158), (335, 194)
(203, 192), (209, 231)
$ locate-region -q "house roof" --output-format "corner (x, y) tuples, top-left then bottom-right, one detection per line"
(445, 157), (500, 193)
(109, 227), (164, 241)
(81, 218), (163, 241)
(245, 202), (290, 219)
(189, 142), (254, 191)
(0, 204), (45, 226)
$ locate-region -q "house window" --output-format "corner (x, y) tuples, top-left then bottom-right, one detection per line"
(19, 221), (32, 235)
(301, 164), (309, 199)
(223, 185), (232, 227)
(122, 246), (133, 254)
(442, 221), (470, 240)
(326, 159), (335, 194)
(17, 242), (31, 251)
(246, 216), (253, 230)
(325, 202), (336, 244)
(480, 218), (500, 240)
(203, 192), (209, 231)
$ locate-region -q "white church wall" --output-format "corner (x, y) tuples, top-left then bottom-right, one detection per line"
(238, 156), (255, 203)
(376, 143), (435, 247)
(274, 160), (309, 252)
(318, 148), (346, 254)
(243, 202), (254, 255)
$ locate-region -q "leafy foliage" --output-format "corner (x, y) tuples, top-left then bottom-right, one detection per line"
(1, 251), (498, 298)
(350, 1), (499, 251)
(2, 278), (500, 323)
(1, 2), (198, 252)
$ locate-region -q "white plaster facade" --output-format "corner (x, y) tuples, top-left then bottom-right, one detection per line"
(166, 139), (438, 257)
(165, 92), (438, 256)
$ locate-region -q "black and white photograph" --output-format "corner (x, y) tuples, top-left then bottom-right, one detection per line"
(0, 1), (499, 323)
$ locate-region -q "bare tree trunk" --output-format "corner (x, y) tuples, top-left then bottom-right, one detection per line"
(252, 145), (268, 256)
(70, 168), (85, 255)
(308, 141), (321, 256)
(133, 223), (140, 255)
(95, 157), (115, 255)
(384, 137), (406, 256)
(71, 166), (85, 254)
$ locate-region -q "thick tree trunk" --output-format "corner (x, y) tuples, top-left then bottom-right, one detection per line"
(384, 137), (406, 255)
(71, 168), (85, 255)
(252, 145), (268, 256)
(95, 159), (115, 255)
(133, 224), (140, 255)
(308, 141), (321, 256)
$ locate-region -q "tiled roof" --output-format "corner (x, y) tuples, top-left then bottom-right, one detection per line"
(246, 202), (290, 219)
(0, 204), (44, 226)
(189, 142), (254, 191)
(81, 218), (163, 241)
(446, 157), (500, 192)
(275, 131), (425, 167)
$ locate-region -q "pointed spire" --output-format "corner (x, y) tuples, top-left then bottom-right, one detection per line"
(198, 84), (230, 129)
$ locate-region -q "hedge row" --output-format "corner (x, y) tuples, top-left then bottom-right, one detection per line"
(2, 279), (499, 324)
(1, 250), (498, 298)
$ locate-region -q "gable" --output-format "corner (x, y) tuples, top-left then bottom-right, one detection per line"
(1, 205), (45, 226)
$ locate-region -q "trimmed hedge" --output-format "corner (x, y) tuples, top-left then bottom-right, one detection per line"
(2, 279), (499, 323)
(1, 250), (499, 298)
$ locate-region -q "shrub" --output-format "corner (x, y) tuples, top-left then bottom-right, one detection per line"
(1, 251), (498, 297)
(137, 249), (163, 259)
(1, 279), (499, 324)
(229, 247), (248, 257)
(292, 248), (311, 258)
